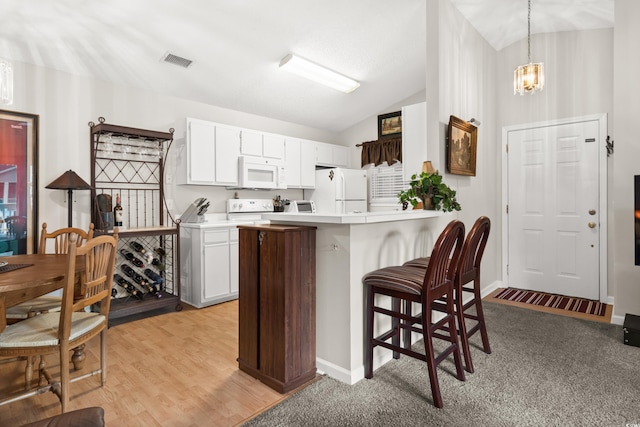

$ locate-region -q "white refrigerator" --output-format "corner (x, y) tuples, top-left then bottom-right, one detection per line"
(304, 168), (368, 214)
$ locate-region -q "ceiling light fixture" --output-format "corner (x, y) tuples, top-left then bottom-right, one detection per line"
(279, 54), (360, 94)
(514, 0), (544, 95)
(0, 58), (14, 105)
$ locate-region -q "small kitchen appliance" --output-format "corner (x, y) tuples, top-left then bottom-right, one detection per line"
(285, 200), (316, 213)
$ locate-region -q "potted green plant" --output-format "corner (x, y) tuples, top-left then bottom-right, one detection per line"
(397, 171), (461, 212)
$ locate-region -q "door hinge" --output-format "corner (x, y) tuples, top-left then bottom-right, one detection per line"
(506, 264), (509, 275)
(506, 204), (509, 214)
(506, 144), (508, 153)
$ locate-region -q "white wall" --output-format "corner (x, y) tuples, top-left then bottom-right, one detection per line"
(425, 0), (501, 292)
(612, 0), (640, 318)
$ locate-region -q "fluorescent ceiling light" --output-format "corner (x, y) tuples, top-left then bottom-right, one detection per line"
(279, 54), (360, 94)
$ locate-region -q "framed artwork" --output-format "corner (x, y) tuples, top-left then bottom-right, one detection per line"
(0, 109), (39, 254)
(447, 115), (477, 176)
(378, 111), (402, 140)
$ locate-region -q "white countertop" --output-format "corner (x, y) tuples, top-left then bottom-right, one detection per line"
(262, 209), (444, 224)
(178, 209), (445, 228)
(179, 213), (261, 229)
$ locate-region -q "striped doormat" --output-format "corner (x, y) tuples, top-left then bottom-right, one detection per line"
(493, 288), (607, 317)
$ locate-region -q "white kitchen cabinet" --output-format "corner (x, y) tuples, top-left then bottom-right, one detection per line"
(401, 102), (427, 182)
(263, 133), (285, 160)
(177, 119), (216, 185)
(300, 139), (316, 187)
(240, 129), (285, 160)
(284, 137), (301, 188)
(284, 137), (316, 188)
(180, 224), (239, 308)
(214, 125), (241, 186)
(177, 118), (239, 186)
(315, 141), (350, 168)
(240, 129), (263, 157)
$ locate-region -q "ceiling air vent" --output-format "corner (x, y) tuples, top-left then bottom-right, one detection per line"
(162, 52), (193, 69)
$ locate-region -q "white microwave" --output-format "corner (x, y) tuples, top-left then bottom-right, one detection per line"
(285, 200), (316, 213)
(238, 156), (286, 189)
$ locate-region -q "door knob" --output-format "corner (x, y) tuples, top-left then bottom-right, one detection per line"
(589, 209), (596, 215)
(588, 222), (596, 229)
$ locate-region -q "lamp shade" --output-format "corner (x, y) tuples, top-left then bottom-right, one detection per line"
(45, 170), (92, 227)
(422, 161), (436, 174)
(45, 170), (92, 190)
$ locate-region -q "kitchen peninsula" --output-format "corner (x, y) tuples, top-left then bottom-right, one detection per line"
(261, 209), (446, 384)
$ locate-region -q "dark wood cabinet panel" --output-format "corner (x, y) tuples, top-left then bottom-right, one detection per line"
(238, 224), (316, 393)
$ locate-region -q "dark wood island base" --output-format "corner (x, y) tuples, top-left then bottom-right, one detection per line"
(237, 224), (317, 394)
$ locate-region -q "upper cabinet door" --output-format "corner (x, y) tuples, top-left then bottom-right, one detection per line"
(332, 145), (349, 168)
(188, 119), (216, 184)
(300, 140), (316, 188)
(263, 134), (285, 160)
(316, 141), (350, 168)
(240, 130), (263, 157)
(215, 125), (241, 185)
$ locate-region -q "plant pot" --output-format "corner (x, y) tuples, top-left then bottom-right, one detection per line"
(421, 197), (435, 210)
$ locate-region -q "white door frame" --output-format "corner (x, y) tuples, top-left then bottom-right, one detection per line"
(501, 114), (608, 303)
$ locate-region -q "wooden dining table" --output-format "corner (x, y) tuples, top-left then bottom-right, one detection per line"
(0, 253), (87, 369)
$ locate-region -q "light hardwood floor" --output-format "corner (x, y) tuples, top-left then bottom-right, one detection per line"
(0, 300), (297, 426)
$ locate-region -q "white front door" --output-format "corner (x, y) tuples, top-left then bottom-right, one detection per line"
(506, 118), (602, 300)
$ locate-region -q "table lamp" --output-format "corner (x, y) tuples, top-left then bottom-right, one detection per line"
(45, 170), (92, 227)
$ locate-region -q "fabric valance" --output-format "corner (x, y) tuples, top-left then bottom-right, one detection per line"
(359, 137), (402, 167)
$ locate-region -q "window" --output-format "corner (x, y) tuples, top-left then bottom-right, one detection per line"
(369, 162), (404, 208)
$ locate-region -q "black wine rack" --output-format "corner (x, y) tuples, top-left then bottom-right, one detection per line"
(89, 118), (182, 324)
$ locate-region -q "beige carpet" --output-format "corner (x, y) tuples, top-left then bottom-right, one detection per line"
(242, 302), (639, 426)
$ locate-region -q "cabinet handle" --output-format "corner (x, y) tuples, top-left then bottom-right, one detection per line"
(258, 231), (265, 246)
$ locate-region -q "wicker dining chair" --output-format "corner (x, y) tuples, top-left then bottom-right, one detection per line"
(5, 223), (95, 322)
(0, 233), (118, 412)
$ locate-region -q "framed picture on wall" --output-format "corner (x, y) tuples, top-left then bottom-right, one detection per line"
(0, 109), (39, 254)
(378, 111), (402, 140)
(446, 115), (477, 176)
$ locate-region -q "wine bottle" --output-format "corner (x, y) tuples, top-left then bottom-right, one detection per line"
(119, 249), (144, 268)
(151, 257), (165, 271)
(121, 264), (147, 285)
(129, 241), (146, 254)
(144, 268), (164, 288)
(154, 247), (166, 257)
(120, 264), (160, 296)
(113, 274), (143, 300)
(114, 193), (123, 227)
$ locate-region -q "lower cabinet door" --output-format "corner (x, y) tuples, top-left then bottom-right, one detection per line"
(202, 241), (230, 302)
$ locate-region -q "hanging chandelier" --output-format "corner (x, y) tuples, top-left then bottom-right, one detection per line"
(514, 0), (544, 95)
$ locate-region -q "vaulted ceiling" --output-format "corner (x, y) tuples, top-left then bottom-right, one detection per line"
(0, 0), (613, 133)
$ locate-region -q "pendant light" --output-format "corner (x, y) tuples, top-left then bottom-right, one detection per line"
(514, 0), (544, 95)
